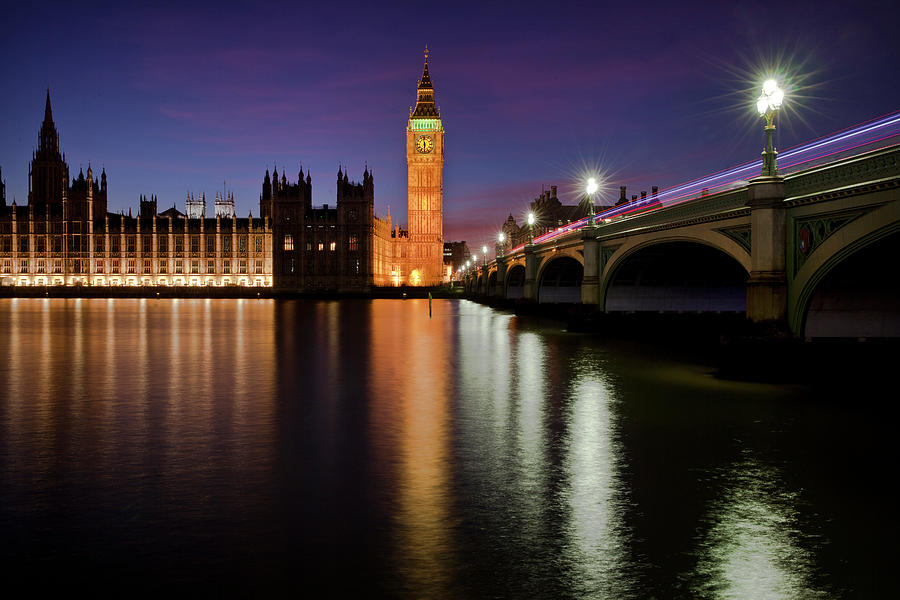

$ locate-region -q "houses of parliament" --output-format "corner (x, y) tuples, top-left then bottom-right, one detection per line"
(0, 51), (446, 290)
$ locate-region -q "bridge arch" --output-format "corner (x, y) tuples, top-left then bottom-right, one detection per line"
(600, 239), (749, 312)
(506, 264), (526, 299)
(487, 271), (497, 296)
(791, 200), (900, 337)
(537, 255), (584, 303)
(603, 230), (750, 281)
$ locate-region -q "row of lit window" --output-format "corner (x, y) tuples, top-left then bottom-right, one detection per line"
(5, 276), (272, 288)
(283, 234), (359, 252)
(0, 235), (266, 254)
(1, 258), (266, 275)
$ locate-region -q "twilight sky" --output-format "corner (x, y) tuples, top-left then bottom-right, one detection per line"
(1, 1), (898, 246)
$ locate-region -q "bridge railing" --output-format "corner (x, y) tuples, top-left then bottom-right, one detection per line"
(784, 144), (900, 199)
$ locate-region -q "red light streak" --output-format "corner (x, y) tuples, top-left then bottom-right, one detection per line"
(497, 109), (900, 258)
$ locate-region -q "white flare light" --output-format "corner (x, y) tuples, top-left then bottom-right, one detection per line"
(772, 88), (784, 109)
(586, 177), (599, 195)
(757, 79), (784, 115)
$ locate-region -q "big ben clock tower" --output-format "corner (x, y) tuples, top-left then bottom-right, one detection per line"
(406, 46), (444, 286)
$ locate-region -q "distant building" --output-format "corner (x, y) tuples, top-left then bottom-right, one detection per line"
(499, 185), (589, 250)
(214, 192), (235, 218)
(185, 192), (206, 219)
(443, 241), (470, 276)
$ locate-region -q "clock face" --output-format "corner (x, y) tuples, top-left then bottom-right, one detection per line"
(415, 135), (435, 154)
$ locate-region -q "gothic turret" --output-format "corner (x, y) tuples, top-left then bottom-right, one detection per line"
(262, 169), (272, 200)
(30, 90), (68, 207)
(39, 89), (60, 155)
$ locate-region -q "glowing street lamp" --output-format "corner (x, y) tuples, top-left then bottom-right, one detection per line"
(757, 79), (784, 176)
(527, 212), (535, 244)
(481, 245), (488, 267)
(498, 231), (505, 257)
(586, 176), (599, 226)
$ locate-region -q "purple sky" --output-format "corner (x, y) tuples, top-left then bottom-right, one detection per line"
(2, 1), (898, 246)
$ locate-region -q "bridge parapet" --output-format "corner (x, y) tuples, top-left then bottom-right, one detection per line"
(785, 145), (900, 200)
(595, 187), (749, 239)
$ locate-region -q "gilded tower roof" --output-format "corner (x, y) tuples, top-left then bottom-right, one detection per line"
(411, 46), (439, 118)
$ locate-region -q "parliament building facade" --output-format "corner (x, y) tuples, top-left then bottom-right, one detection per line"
(0, 51), (445, 290)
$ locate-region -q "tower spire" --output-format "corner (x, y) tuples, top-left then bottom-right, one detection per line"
(411, 46), (438, 118)
(44, 89), (53, 123)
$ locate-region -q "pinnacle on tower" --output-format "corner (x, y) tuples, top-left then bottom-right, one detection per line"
(44, 89), (53, 123)
(419, 45), (433, 89)
(37, 89), (61, 156)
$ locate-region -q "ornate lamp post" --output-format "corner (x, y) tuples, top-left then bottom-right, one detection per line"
(497, 232), (505, 257)
(481, 245), (488, 268)
(527, 212), (535, 244)
(757, 79), (784, 177)
(586, 177), (599, 226)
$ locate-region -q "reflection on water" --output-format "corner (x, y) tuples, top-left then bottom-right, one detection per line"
(368, 300), (455, 597)
(691, 451), (827, 599)
(0, 298), (892, 596)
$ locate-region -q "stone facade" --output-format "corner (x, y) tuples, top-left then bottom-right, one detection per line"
(0, 92), (272, 288)
(2, 50), (447, 290)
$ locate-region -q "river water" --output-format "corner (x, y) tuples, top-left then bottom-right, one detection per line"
(0, 298), (893, 597)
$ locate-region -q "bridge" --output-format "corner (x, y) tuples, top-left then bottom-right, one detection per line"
(465, 143), (900, 339)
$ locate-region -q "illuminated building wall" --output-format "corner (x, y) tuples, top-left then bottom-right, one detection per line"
(0, 208), (272, 288)
(0, 92), (272, 288)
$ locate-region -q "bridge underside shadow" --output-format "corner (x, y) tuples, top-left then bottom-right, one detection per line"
(605, 242), (748, 313)
(506, 264), (525, 300)
(539, 257), (583, 304)
(804, 232), (900, 339)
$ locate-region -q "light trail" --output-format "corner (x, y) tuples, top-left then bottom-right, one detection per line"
(502, 109), (900, 255)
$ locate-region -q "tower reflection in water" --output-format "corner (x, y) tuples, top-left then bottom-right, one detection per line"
(368, 299), (455, 598)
